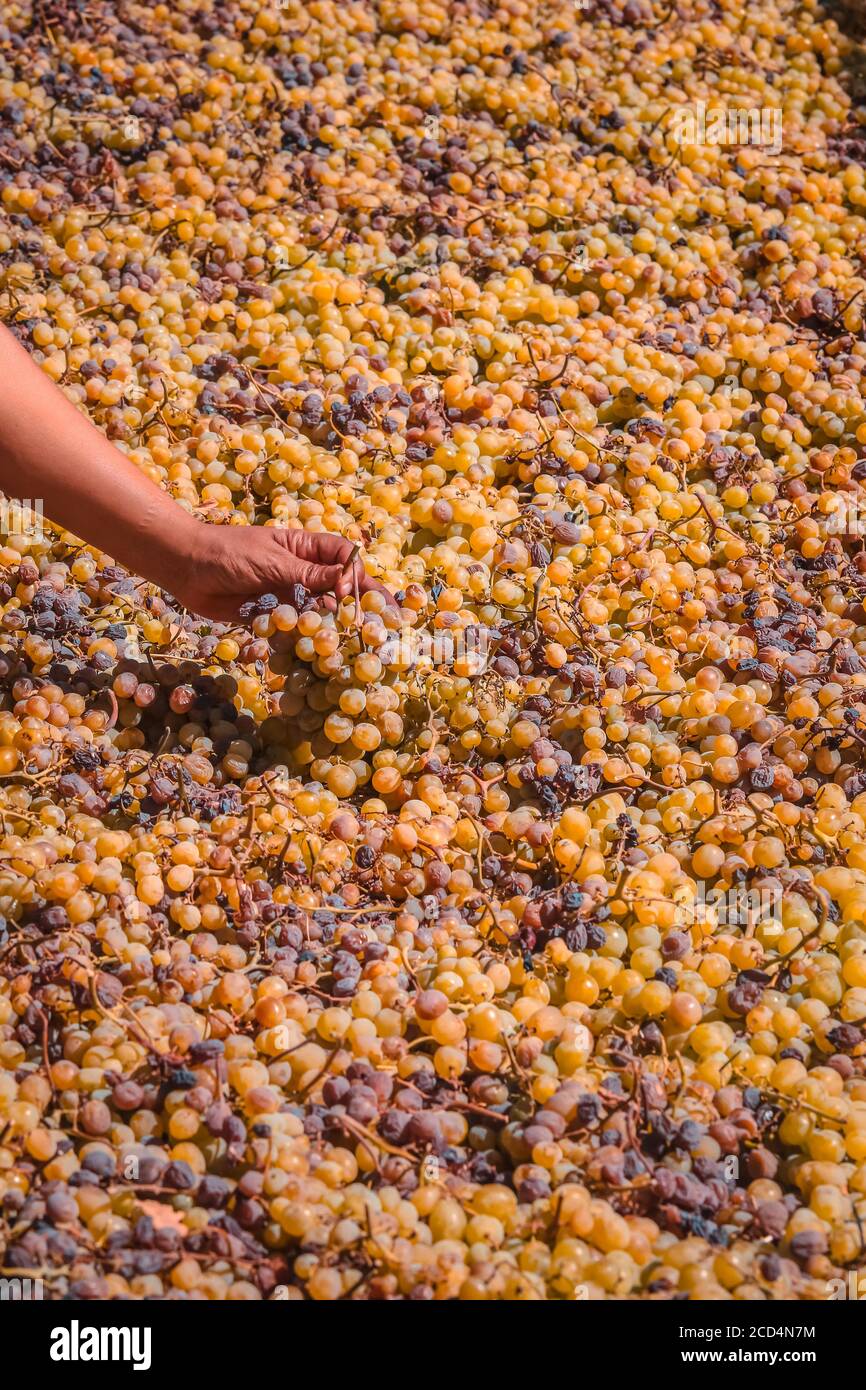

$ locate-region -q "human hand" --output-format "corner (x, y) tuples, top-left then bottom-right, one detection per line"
(0, 325), (398, 626)
(169, 522), (396, 622)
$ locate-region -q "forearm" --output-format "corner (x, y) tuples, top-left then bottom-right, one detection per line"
(0, 324), (198, 585)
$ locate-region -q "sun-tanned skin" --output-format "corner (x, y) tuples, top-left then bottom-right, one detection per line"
(0, 323), (395, 620)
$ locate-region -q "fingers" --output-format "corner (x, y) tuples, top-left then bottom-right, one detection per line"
(278, 529), (356, 595)
(282, 529), (355, 569)
(279, 529), (400, 610)
(292, 559), (347, 595)
(281, 555), (397, 612)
